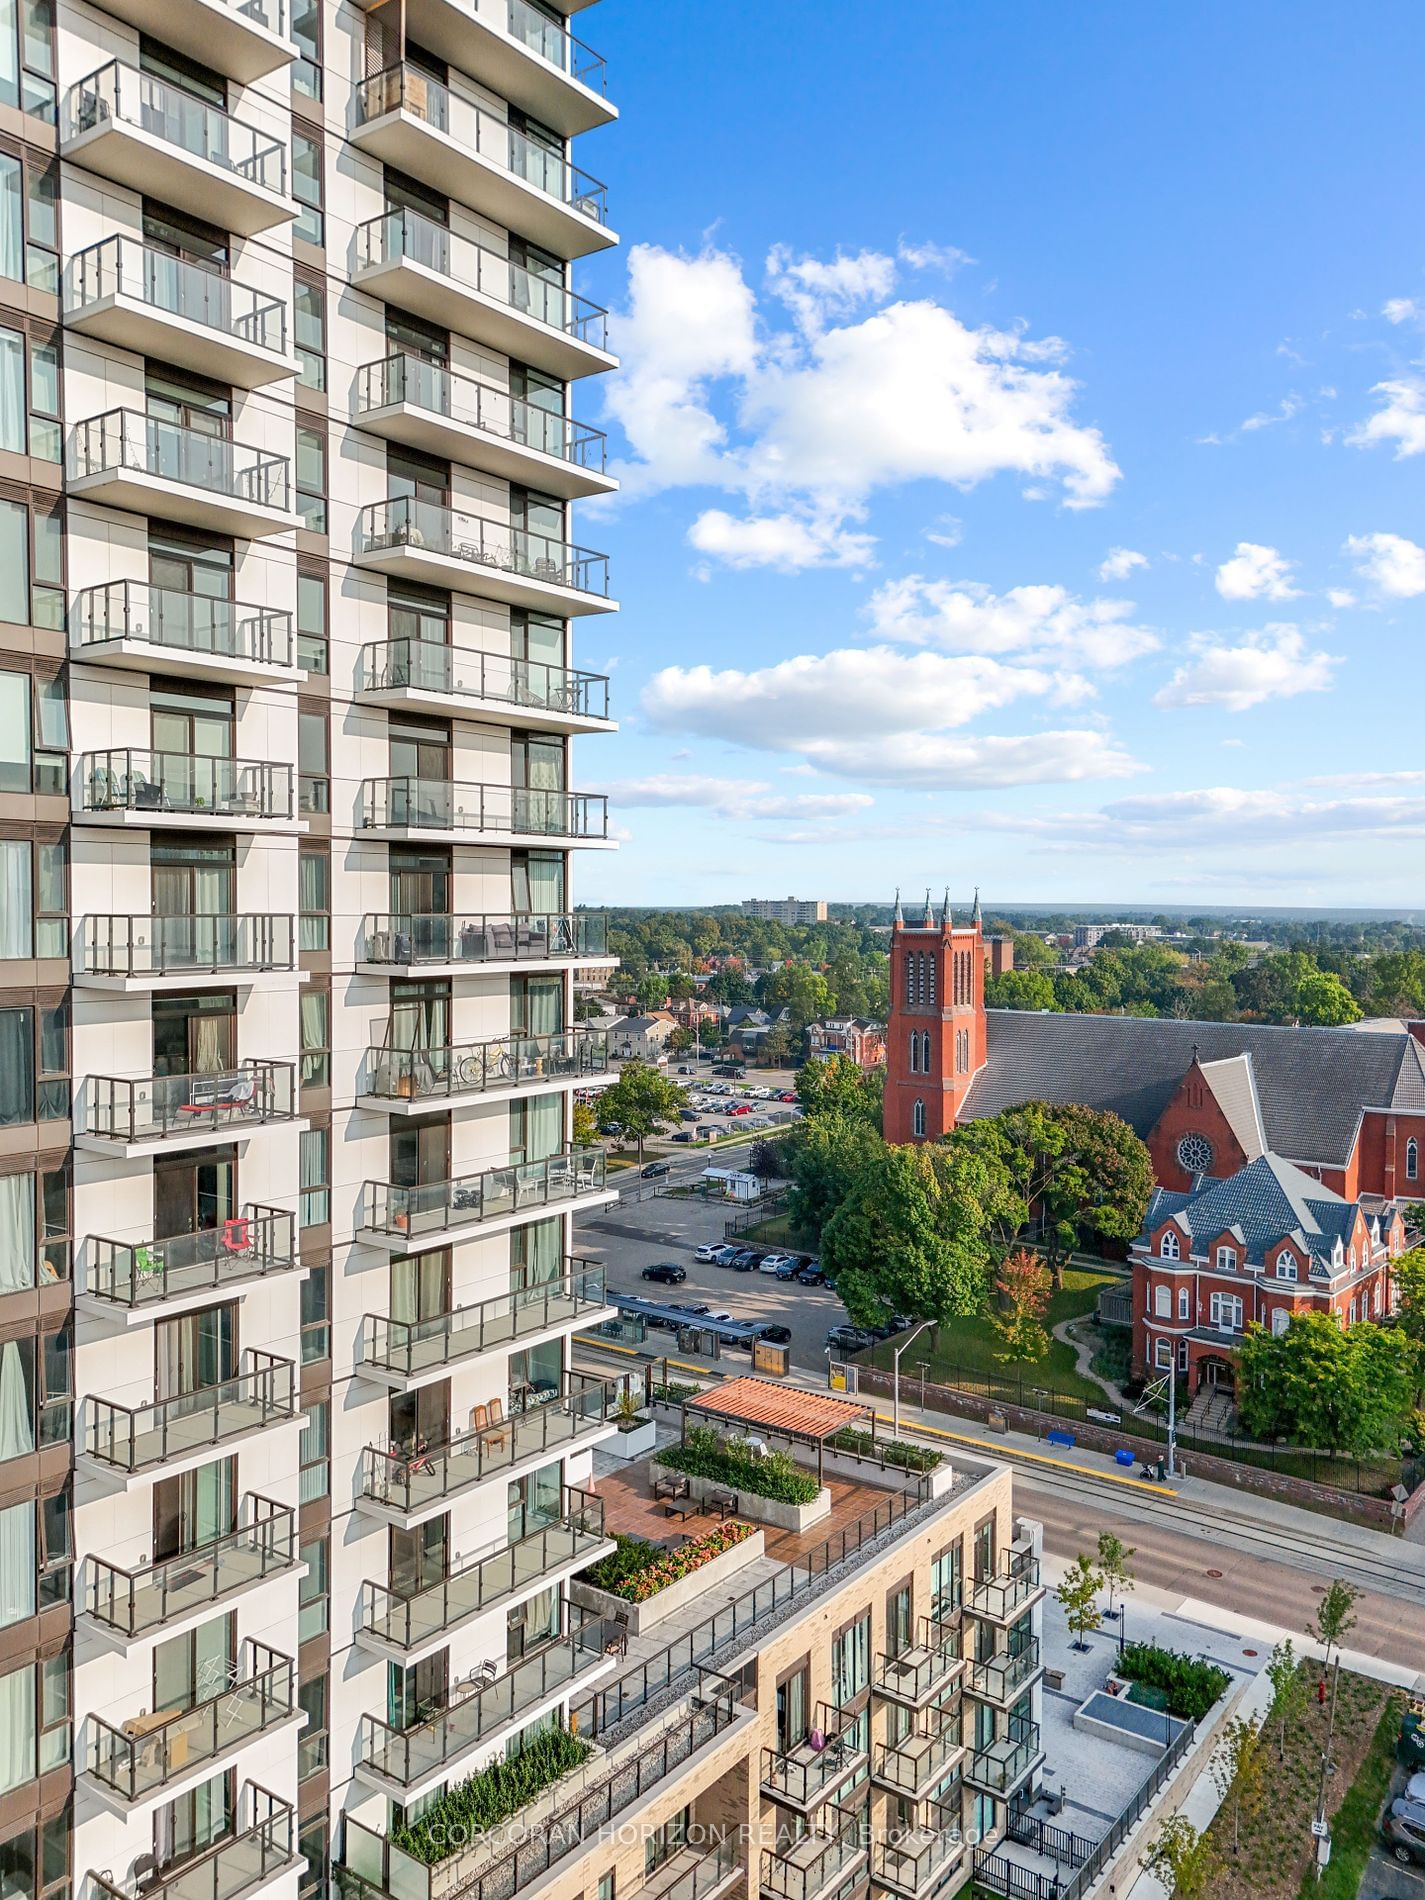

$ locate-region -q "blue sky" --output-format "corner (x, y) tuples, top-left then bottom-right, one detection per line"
(568, 0), (1425, 910)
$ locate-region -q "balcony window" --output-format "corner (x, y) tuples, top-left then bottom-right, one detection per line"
(832, 1613), (870, 1704)
(292, 0), (320, 101)
(297, 570), (327, 673)
(298, 1675), (327, 1781)
(298, 709), (328, 812)
(295, 275), (325, 391)
(0, 150), (58, 292)
(300, 843), (329, 951)
(300, 1399), (328, 1504)
(300, 1265), (328, 1363)
(300, 1127), (330, 1226)
(296, 425), (326, 532)
(0, 324), (57, 460)
(0, 1007), (34, 1124)
(298, 1538), (328, 1640)
(0, 1653), (66, 1792)
(293, 130), (323, 245)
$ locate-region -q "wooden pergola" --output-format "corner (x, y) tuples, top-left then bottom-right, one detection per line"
(684, 1376), (875, 1485)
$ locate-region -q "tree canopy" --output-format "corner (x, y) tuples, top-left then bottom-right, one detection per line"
(596, 1061), (687, 1163)
(1236, 1313), (1418, 1454)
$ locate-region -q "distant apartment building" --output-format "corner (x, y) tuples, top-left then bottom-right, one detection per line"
(742, 896), (829, 924)
(1073, 922), (1162, 948)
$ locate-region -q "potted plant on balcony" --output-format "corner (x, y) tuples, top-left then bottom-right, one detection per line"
(609, 1384), (656, 1461)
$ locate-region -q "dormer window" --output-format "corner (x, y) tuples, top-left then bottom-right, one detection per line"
(1275, 1254), (1298, 1282)
(1215, 1246), (1235, 1272)
(1159, 1230), (1180, 1260)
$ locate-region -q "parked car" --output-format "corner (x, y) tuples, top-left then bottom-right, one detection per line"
(693, 1243), (722, 1262)
(641, 1160), (671, 1179)
(758, 1253), (794, 1274)
(670, 1131), (694, 1143)
(729, 1103), (752, 1117)
(826, 1324), (874, 1353)
(598, 1119), (623, 1135)
(1406, 1773), (1425, 1804)
(641, 1262), (686, 1286)
(730, 1249), (761, 1271)
(697, 1124), (720, 1138)
(680, 1108), (700, 1121)
(778, 1090), (798, 1102)
(754, 1322), (792, 1345)
(797, 1266), (827, 1286)
(712, 1245), (741, 1267)
(677, 1064), (694, 1074)
(774, 1259), (803, 1281)
(1384, 1813), (1425, 1867)
(1392, 1799), (1425, 1829)
(747, 1117), (772, 1129)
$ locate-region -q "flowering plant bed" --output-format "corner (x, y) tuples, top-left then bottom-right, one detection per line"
(583, 1521), (755, 1603)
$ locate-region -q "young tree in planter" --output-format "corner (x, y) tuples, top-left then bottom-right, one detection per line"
(1096, 1531), (1136, 1622)
(1264, 1638), (1308, 1762)
(991, 1248), (1053, 1366)
(1210, 1714), (1266, 1855)
(1144, 1816), (1221, 1899)
(1055, 1552), (1104, 1651)
(1310, 1579), (1359, 1857)
(598, 1060), (687, 1164)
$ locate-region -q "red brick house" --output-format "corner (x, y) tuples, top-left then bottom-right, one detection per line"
(1129, 1153), (1405, 1391)
(807, 1018), (887, 1070)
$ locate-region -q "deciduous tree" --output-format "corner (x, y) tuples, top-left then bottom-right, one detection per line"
(1144, 1816), (1220, 1900)
(1210, 1715), (1266, 1855)
(796, 1054), (883, 1131)
(596, 1061), (687, 1165)
(823, 1141), (991, 1326)
(991, 1249), (1053, 1365)
(1264, 1638), (1308, 1762)
(1055, 1553), (1103, 1651)
(1237, 1314), (1417, 1454)
(1096, 1531), (1136, 1620)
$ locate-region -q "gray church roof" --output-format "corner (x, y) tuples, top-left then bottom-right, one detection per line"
(960, 1011), (1425, 1168)
(1141, 1153), (1364, 1272)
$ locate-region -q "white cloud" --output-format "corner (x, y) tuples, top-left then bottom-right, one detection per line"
(925, 514), (963, 549)
(1348, 377), (1425, 458)
(1098, 547), (1148, 581)
(604, 774), (874, 822)
(1153, 625), (1339, 713)
(1345, 530), (1425, 597)
(898, 240), (976, 276)
(1325, 588), (1357, 608)
(1214, 542), (1299, 601)
(789, 730), (1143, 788)
(866, 576), (1159, 669)
(687, 509), (875, 572)
(982, 785), (1425, 851)
(1383, 298), (1422, 325)
(1239, 394), (1303, 432)
(604, 243), (1120, 566)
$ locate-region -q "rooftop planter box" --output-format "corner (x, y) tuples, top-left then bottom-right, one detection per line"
(569, 1523), (763, 1635)
(655, 1430), (830, 1532)
(605, 1412), (657, 1462)
(388, 1723), (592, 1867)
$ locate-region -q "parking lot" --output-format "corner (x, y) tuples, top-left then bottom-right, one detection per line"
(572, 1193), (850, 1374)
(594, 1061), (804, 1162)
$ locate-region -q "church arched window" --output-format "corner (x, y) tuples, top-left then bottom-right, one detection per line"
(913, 1099), (926, 1138)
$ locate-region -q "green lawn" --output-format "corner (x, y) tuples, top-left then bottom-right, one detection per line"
(1301, 1692), (1402, 1898)
(866, 1267), (1120, 1406)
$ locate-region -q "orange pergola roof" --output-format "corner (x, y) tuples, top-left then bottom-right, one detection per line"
(687, 1377), (872, 1443)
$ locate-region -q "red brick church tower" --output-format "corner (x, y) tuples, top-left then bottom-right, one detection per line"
(883, 889), (988, 1143)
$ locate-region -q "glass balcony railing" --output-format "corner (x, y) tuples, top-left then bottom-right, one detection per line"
(88, 1205), (295, 1310)
(359, 1488), (605, 1651)
(966, 1560), (1043, 1622)
(68, 235), (289, 354)
(82, 913), (296, 978)
(84, 1061), (298, 1143)
(360, 1261), (608, 1380)
(84, 1496), (297, 1640)
(354, 68), (608, 222)
(69, 409), (292, 513)
(360, 778), (609, 840)
(761, 1819), (865, 1900)
(84, 1350), (297, 1473)
(871, 1714), (963, 1798)
(359, 1372), (616, 1517)
(358, 496), (610, 597)
(760, 1705), (867, 1807)
(88, 1642), (295, 1803)
(365, 1028), (608, 1104)
(359, 910), (608, 966)
(875, 1619), (963, 1702)
(354, 207), (608, 347)
(869, 1813), (963, 1898)
(88, 1782), (297, 1900)
(968, 1639), (1042, 1703)
(507, 0), (606, 93)
(358, 1605), (604, 1788)
(64, 61), (288, 196)
(628, 1844), (739, 1900)
(361, 1146), (607, 1243)
(70, 582), (295, 669)
(358, 630), (609, 717)
(81, 748), (295, 822)
(356, 357), (608, 476)
(965, 1725), (1040, 1795)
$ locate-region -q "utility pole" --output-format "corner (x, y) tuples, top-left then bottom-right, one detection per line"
(893, 1321), (933, 1442)
(1133, 1368), (1179, 1479)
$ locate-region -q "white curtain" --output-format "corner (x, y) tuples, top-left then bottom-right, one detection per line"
(0, 1341), (33, 1463)
(0, 329), (23, 455)
(0, 1501), (34, 1628)
(0, 159), (20, 287)
(0, 1175), (34, 1293)
(0, 1659), (34, 1794)
(0, 841), (28, 959)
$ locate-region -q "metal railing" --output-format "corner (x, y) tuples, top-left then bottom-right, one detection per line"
(966, 1559), (1042, 1622)
(357, 496), (610, 596)
(83, 1495), (297, 1639)
(356, 356), (607, 474)
(761, 1817), (865, 1900)
(629, 1844), (738, 1900)
(874, 1617), (963, 1701)
(760, 1704), (864, 1806)
(83, 1350), (297, 1473)
(70, 581), (294, 669)
(69, 409), (292, 512)
(508, 0), (606, 93)
(965, 1724), (1040, 1795)
(359, 1488), (605, 1651)
(357, 1604), (605, 1788)
(338, 1674), (739, 1900)
(81, 748), (294, 821)
(354, 206), (608, 347)
(869, 1812), (963, 1897)
(360, 1261), (608, 1378)
(63, 61), (288, 197)
(359, 1371), (616, 1515)
(358, 910), (607, 965)
(87, 1204), (295, 1310)
(353, 68), (607, 222)
(67, 235), (288, 354)
(88, 1781), (296, 1900)
(968, 1638), (1042, 1703)
(84, 1061), (297, 1143)
(357, 630), (610, 717)
(361, 1146), (607, 1243)
(361, 778), (609, 841)
(871, 1712), (963, 1797)
(365, 1028), (608, 1103)
(88, 1642), (295, 1802)
(82, 913), (295, 977)
(972, 1719), (1195, 1900)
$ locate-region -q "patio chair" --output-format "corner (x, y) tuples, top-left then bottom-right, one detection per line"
(484, 1396), (508, 1449)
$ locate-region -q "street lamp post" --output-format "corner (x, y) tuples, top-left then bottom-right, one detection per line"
(893, 1321), (934, 1443)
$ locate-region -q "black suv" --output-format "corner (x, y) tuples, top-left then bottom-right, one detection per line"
(641, 1262), (686, 1286)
